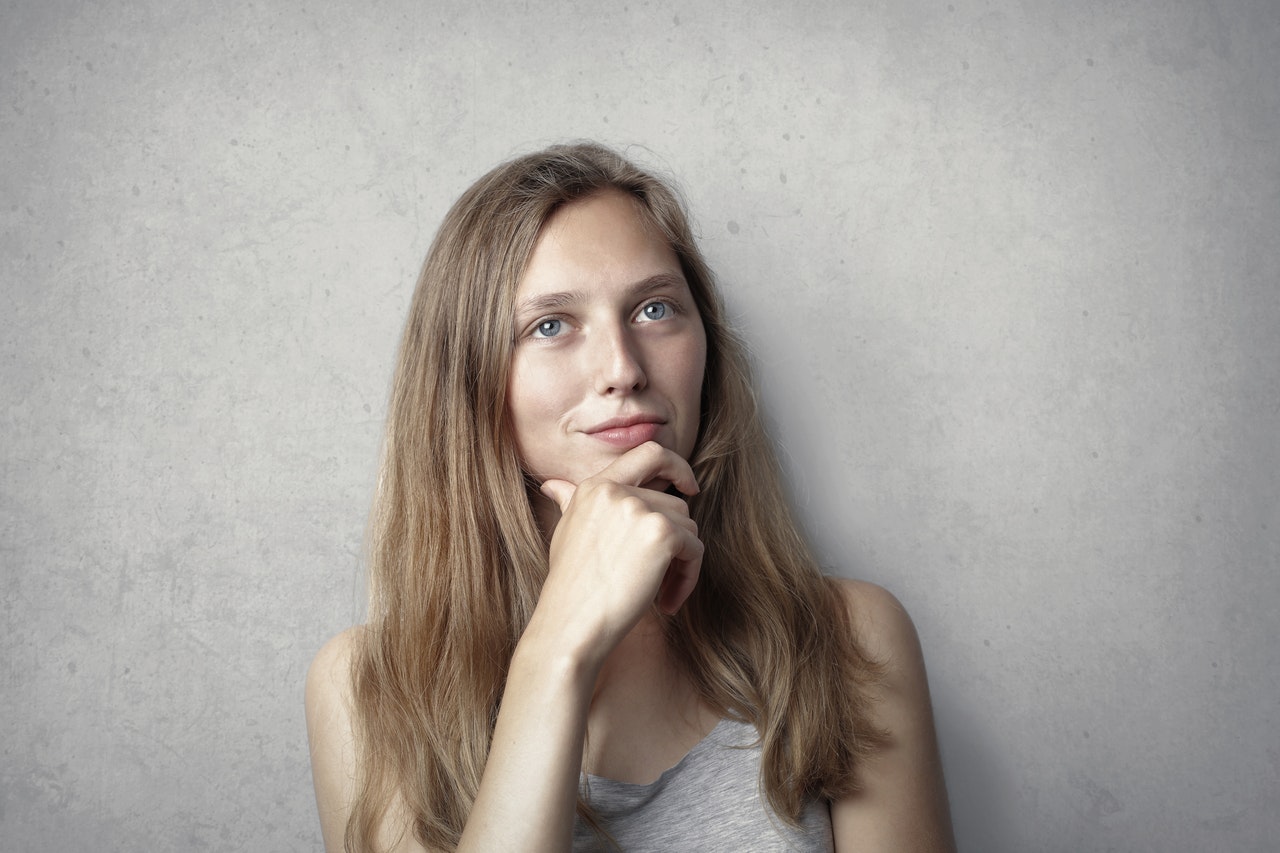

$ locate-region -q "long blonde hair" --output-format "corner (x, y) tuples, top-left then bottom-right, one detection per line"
(349, 142), (883, 851)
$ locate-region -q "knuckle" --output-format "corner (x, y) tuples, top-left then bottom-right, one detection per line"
(618, 493), (647, 514)
(595, 481), (624, 501)
(637, 512), (670, 540)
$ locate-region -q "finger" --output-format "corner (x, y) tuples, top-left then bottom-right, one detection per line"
(655, 525), (706, 612)
(631, 489), (695, 520)
(539, 478), (577, 511)
(656, 555), (701, 615)
(597, 442), (699, 496)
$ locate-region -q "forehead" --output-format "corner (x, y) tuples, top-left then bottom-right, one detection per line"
(515, 190), (683, 302)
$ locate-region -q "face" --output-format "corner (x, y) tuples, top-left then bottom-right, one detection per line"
(506, 190), (707, 492)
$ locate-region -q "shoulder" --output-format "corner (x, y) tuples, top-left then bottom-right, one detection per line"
(306, 627), (431, 853)
(831, 578), (925, 675)
(306, 626), (365, 717)
(827, 578), (956, 851)
(308, 626), (364, 683)
(305, 625), (367, 766)
(829, 577), (932, 728)
(305, 627), (366, 852)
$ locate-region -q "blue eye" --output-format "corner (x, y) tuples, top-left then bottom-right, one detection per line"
(640, 302), (668, 321)
(534, 318), (562, 338)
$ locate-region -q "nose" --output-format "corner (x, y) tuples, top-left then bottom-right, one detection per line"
(592, 323), (647, 395)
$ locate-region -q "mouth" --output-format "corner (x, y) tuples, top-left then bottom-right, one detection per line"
(584, 414), (666, 449)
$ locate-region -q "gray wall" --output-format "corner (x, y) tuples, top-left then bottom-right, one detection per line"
(3, 1), (1277, 850)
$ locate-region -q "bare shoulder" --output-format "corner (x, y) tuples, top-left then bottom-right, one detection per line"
(305, 628), (429, 853)
(828, 578), (956, 852)
(306, 626), (367, 744)
(832, 577), (925, 674)
(305, 627), (366, 853)
(307, 626), (364, 708)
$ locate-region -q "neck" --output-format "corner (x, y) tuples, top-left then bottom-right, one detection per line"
(591, 611), (675, 707)
(530, 488), (561, 541)
(581, 612), (717, 781)
(529, 490), (717, 779)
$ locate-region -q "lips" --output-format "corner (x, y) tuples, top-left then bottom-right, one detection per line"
(584, 414), (665, 449)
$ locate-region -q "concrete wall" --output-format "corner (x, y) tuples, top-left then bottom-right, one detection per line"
(3, 1), (1276, 850)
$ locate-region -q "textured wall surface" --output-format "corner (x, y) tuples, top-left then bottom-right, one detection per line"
(3, 1), (1277, 850)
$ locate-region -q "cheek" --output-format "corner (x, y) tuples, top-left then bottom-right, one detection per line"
(687, 324), (708, 399)
(684, 353), (706, 409)
(506, 357), (565, 464)
(677, 329), (709, 452)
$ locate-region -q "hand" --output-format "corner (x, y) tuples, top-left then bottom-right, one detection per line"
(533, 442), (703, 661)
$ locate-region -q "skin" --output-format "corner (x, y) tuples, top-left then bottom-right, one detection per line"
(507, 189), (708, 569)
(305, 190), (955, 852)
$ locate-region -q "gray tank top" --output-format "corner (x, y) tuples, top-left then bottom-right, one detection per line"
(572, 718), (835, 852)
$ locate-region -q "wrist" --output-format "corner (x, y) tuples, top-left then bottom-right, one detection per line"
(511, 615), (606, 693)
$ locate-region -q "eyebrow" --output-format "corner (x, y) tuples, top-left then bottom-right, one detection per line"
(513, 273), (688, 319)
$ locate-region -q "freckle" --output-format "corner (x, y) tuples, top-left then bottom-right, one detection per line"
(727, 221), (740, 235)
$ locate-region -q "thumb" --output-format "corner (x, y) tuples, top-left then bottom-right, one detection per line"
(538, 478), (576, 511)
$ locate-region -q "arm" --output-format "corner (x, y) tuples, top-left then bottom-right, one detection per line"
(306, 624), (602, 853)
(830, 579), (956, 853)
(305, 442), (702, 853)
(306, 628), (413, 852)
(460, 442), (702, 850)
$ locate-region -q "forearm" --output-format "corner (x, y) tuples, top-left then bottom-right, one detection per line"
(456, 623), (599, 853)
(457, 445), (702, 850)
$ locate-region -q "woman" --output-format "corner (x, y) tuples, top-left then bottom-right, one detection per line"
(306, 142), (955, 852)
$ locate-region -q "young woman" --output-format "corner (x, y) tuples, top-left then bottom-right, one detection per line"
(306, 142), (955, 852)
